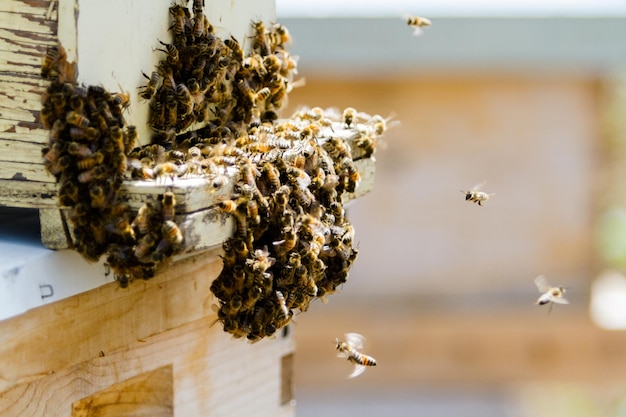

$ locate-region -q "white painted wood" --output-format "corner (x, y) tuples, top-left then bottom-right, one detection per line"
(73, 0), (275, 147)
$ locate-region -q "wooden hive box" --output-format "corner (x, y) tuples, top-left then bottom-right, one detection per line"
(0, 1), (380, 416)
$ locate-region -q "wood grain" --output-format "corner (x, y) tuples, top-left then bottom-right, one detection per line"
(0, 247), (295, 417)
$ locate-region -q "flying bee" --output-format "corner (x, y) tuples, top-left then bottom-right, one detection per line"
(161, 191), (176, 221)
(461, 181), (494, 206)
(66, 111), (90, 128)
(335, 332), (377, 378)
(405, 14), (431, 36)
(535, 275), (568, 314)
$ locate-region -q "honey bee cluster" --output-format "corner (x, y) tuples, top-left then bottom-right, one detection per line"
(208, 106), (389, 342)
(38, 1), (388, 340)
(40, 45), (184, 286)
(140, 0), (297, 144)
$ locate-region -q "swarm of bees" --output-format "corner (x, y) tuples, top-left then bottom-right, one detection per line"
(40, 44), (185, 285)
(335, 332), (377, 378)
(38, 1), (390, 341)
(140, 0), (298, 143)
(208, 105), (388, 342)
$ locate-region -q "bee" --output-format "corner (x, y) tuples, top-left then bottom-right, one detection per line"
(66, 111), (90, 128)
(111, 91), (131, 110)
(263, 54), (282, 74)
(405, 14), (431, 36)
(75, 151), (103, 172)
(355, 133), (376, 159)
(140, 71), (162, 100)
(461, 181), (494, 206)
(335, 332), (377, 378)
(272, 226), (297, 257)
(113, 217), (136, 241)
(125, 125), (138, 153)
(77, 165), (107, 183)
(269, 23), (292, 48)
(157, 40), (179, 65)
(274, 290), (291, 324)
(154, 162), (182, 184)
(254, 87), (271, 105)
(131, 202), (153, 234)
(41, 45), (65, 79)
(89, 184), (107, 208)
(162, 220), (183, 246)
(251, 20), (270, 55)
(323, 136), (352, 160)
(161, 191), (176, 221)
(176, 83), (194, 116)
(134, 233), (157, 259)
(342, 107), (357, 128)
(224, 35), (244, 62)
(535, 275), (568, 314)
(69, 126), (100, 141)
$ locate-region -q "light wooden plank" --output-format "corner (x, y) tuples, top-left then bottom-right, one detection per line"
(71, 366), (174, 417)
(0, 249), (222, 392)
(0, 314), (295, 417)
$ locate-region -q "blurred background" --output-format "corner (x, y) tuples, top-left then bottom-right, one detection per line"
(276, 1), (626, 416)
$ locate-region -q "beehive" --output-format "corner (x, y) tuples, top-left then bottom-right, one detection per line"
(0, 0), (381, 415)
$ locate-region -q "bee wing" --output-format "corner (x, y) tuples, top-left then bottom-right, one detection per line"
(534, 275), (552, 293)
(345, 333), (365, 351)
(471, 180), (487, 191)
(348, 364), (366, 379)
(552, 296), (569, 305)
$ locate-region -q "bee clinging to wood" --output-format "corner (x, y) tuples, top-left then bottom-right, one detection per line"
(535, 275), (568, 314)
(404, 14), (431, 36)
(335, 332), (377, 378)
(461, 181), (494, 206)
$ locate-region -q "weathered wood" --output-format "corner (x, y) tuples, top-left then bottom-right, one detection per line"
(0, 248), (296, 417)
(0, 179), (56, 208)
(39, 208), (69, 248)
(0, 161), (50, 182)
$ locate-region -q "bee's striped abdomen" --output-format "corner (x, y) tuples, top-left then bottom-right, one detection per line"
(349, 351), (377, 367)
